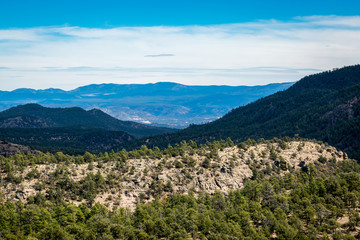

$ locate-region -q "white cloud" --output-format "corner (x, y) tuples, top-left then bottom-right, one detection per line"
(0, 15), (359, 90)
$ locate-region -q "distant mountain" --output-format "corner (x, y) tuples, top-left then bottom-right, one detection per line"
(136, 65), (360, 159)
(0, 104), (175, 138)
(0, 82), (293, 128)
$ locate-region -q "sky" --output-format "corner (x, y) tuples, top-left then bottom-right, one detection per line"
(0, 0), (360, 90)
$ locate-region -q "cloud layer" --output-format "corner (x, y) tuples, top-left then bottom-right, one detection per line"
(0, 15), (359, 90)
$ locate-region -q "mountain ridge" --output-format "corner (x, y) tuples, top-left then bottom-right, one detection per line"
(0, 82), (293, 128)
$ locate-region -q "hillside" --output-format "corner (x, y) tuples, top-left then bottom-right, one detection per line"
(0, 128), (135, 154)
(1, 138), (360, 239)
(138, 65), (360, 159)
(0, 82), (292, 128)
(0, 104), (177, 153)
(0, 138), (347, 210)
(0, 103), (176, 138)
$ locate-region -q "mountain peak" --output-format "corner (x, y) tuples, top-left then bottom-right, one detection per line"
(4, 103), (45, 112)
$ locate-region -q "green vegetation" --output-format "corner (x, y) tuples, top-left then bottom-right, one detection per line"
(0, 137), (359, 239)
(0, 127), (134, 155)
(0, 103), (177, 153)
(0, 154), (360, 239)
(0, 104), (176, 138)
(0, 138), (238, 207)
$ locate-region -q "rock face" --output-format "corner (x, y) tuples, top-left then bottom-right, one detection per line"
(0, 139), (36, 157)
(0, 140), (347, 210)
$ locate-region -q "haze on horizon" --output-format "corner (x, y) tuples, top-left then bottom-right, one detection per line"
(0, 0), (359, 91)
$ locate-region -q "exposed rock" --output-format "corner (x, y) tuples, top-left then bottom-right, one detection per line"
(0, 139), (37, 157)
(322, 96), (360, 124)
(15, 190), (25, 200)
(0, 140), (348, 210)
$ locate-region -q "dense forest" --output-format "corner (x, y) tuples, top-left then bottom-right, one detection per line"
(0, 104), (177, 154)
(0, 138), (360, 239)
(0, 104), (175, 138)
(0, 127), (134, 154)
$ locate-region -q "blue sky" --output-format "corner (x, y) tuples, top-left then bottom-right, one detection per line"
(2, 0), (360, 27)
(0, 0), (360, 90)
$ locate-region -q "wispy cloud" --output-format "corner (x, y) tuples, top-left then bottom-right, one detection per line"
(294, 15), (360, 28)
(144, 54), (175, 58)
(0, 15), (359, 90)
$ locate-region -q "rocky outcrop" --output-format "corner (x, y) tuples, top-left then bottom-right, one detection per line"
(0, 140), (348, 210)
(322, 96), (360, 124)
(0, 139), (37, 157)
(0, 116), (51, 128)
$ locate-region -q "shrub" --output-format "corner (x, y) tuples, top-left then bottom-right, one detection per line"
(318, 156), (327, 164)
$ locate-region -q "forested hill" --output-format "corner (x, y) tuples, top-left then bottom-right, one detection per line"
(137, 65), (360, 159)
(0, 104), (176, 138)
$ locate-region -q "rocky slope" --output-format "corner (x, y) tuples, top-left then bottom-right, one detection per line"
(0, 139), (347, 210)
(0, 139), (37, 157)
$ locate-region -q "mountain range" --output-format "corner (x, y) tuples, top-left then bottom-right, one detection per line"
(0, 82), (293, 128)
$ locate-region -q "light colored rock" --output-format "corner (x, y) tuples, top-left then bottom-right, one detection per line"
(0, 140), (347, 210)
